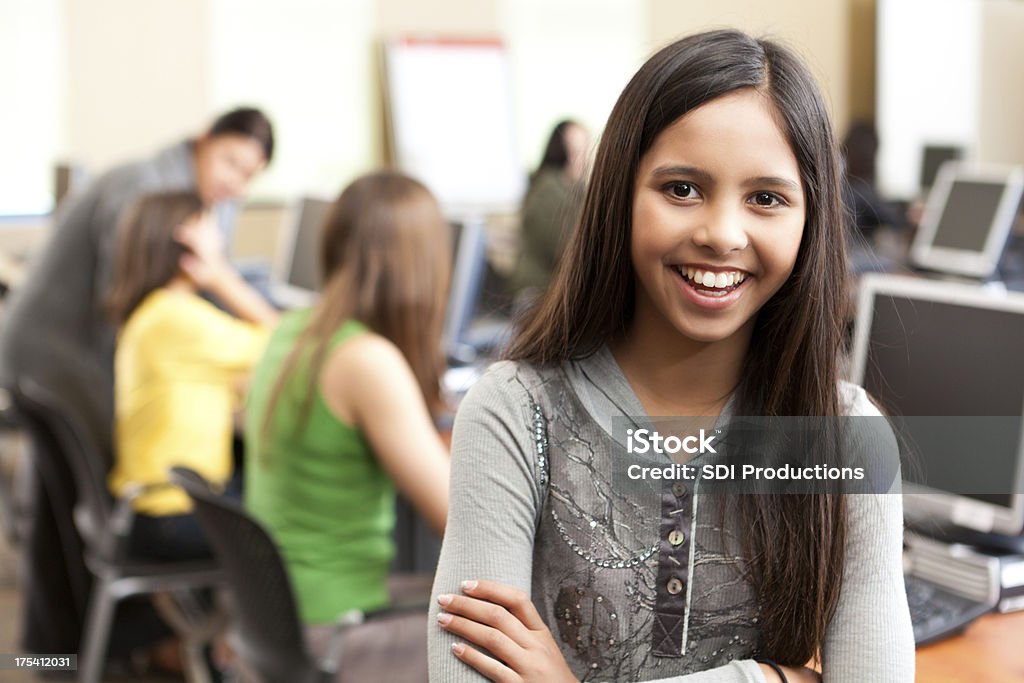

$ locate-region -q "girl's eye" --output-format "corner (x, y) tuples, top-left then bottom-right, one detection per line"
(751, 192), (784, 208)
(668, 182), (698, 199)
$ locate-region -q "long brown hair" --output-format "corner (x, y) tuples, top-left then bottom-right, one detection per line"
(261, 171), (450, 440)
(106, 191), (205, 325)
(506, 30), (850, 665)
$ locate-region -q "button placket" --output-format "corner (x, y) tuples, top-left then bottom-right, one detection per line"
(651, 479), (692, 657)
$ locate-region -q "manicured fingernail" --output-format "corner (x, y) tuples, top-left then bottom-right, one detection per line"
(437, 593), (453, 606)
(451, 642), (465, 656)
(437, 612), (452, 626)
(461, 580), (478, 591)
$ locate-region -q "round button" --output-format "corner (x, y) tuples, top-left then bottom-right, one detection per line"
(671, 482), (686, 498)
(668, 529), (686, 546)
(666, 577), (684, 595)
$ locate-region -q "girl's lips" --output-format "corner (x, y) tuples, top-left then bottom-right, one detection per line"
(670, 265), (750, 310)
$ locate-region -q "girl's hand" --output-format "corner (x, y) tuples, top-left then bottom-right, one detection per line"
(175, 212), (228, 289)
(437, 579), (578, 683)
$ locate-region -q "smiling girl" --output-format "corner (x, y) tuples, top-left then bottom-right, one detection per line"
(428, 30), (913, 683)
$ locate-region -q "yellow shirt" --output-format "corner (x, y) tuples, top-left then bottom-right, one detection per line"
(109, 288), (269, 515)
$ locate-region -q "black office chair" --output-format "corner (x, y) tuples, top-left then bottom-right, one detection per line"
(5, 378), (225, 683)
(169, 466), (431, 683)
(0, 388), (24, 543)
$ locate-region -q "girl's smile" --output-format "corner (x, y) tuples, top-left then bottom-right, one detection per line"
(673, 263), (751, 309)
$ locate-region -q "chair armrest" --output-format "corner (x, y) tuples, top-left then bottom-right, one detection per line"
(104, 481), (179, 559)
(364, 601), (431, 621)
(0, 388), (17, 429)
(111, 481), (178, 531)
(318, 602), (431, 677)
(317, 609), (362, 678)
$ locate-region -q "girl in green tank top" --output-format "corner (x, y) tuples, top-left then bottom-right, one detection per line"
(244, 171), (451, 624)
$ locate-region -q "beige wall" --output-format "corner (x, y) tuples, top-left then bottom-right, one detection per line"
(376, 0), (499, 35)
(5, 0), (878, 215)
(979, 0), (1024, 165)
(848, 0), (876, 124)
(5, 0), (882, 264)
(61, 0), (871, 175)
(64, 0), (210, 169)
(648, 0), (853, 134)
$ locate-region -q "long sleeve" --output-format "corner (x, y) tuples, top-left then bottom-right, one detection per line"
(821, 385), (914, 681)
(429, 363), (543, 681)
(820, 494), (914, 682)
(819, 387), (917, 679)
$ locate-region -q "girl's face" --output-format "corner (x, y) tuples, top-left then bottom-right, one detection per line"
(629, 88), (805, 347)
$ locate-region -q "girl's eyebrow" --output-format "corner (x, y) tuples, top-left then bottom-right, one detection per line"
(741, 176), (802, 193)
(650, 165), (714, 186)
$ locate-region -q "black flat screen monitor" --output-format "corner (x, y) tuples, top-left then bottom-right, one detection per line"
(850, 274), (1024, 536)
(920, 145), (964, 193)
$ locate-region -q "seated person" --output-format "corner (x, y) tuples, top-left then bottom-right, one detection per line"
(510, 119), (589, 300)
(107, 191), (279, 560)
(244, 171), (450, 626)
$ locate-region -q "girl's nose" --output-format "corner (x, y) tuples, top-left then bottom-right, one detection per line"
(691, 203), (749, 254)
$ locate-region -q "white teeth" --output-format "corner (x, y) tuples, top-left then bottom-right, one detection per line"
(679, 267), (747, 289)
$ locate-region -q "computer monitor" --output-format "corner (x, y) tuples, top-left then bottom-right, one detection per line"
(272, 197), (331, 308)
(54, 162), (87, 210)
(909, 163), (1024, 279)
(850, 274), (1024, 541)
(919, 145), (964, 194)
(444, 217), (489, 364)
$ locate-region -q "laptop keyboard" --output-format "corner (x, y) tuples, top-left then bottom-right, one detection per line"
(905, 573), (993, 646)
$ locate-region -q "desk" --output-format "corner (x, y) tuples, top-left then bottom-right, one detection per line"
(915, 611), (1024, 681)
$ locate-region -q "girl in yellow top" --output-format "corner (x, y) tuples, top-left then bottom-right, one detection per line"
(107, 190), (279, 560)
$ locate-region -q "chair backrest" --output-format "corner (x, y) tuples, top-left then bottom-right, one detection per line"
(12, 374), (115, 550)
(0, 382), (93, 641)
(169, 467), (319, 683)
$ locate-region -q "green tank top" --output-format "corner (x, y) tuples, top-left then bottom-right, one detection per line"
(244, 311), (395, 624)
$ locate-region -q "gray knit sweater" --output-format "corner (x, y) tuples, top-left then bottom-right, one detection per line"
(429, 347), (914, 682)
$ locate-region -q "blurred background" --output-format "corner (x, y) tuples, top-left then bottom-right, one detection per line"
(3, 0), (1022, 255)
(2, 0), (1024, 680)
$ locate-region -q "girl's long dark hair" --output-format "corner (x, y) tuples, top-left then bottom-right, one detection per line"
(505, 29), (850, 665)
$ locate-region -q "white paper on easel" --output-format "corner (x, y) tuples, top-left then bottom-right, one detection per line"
(383, 37), (526, 215)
